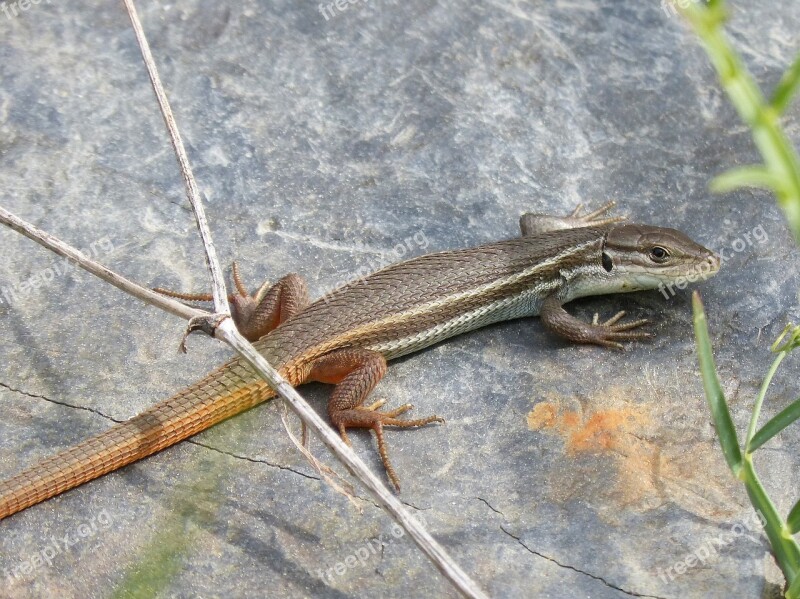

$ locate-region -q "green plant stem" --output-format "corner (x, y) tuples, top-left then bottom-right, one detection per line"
(772, 53), (800, 115)
(790, 575), (800, 599)
(694, 293), (800, 595)
(745, 351), (788, 452)
(681, 4), (800, 244)
(741, 458), (800, 588)
(684, 3), (800, 594)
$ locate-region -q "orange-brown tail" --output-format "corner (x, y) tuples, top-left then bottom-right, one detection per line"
(0, 359), (277, 520)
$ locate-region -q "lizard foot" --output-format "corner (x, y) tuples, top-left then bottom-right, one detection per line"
(588, 310), (652, 350)
(566, 200), (628, 228)
(153, 261), (264, 303)
(332, 407), (444, 491)
(520, 201), (627, 235)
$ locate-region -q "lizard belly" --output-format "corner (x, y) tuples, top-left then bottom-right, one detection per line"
(366, 287), (546, 360)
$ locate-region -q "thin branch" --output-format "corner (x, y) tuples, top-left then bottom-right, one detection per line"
(279, 403), (361, 510)
(218, 318), (490, 599)
(117, 1), (489, 597)
(0, 203), (488, 599)
(122, 0), (229, 315)
(0, 205), (202, 322)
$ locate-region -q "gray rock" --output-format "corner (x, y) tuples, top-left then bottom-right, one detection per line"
(0, 0), (798, 597)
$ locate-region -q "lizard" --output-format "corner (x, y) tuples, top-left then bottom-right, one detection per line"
(0, 202), (720, 520)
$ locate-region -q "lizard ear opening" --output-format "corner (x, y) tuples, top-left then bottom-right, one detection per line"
(602, 252), (613, 272)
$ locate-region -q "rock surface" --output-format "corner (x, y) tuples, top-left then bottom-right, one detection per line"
(1, 1), (799, 597)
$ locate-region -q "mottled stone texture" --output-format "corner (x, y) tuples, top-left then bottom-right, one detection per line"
(1, 1), (799, 597)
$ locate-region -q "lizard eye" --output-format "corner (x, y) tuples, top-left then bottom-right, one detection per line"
(649, 246), (670, 263)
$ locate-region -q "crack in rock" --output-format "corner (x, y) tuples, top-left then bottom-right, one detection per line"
(499, 525), (667, 599)
(187, 439), (318, 481)
(0, 380), (317, 480)
(400, 500), (430, 512)
(0, 379), (445, 511)
(475, 496), (504, 516)
(0, 380), (122, 422)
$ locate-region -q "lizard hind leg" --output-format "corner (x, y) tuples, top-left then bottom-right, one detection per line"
(229, 267), (309, 341)
(308, 348), (444, 491)
(154, 263), (309, 341)
(519, 200), (627, 236)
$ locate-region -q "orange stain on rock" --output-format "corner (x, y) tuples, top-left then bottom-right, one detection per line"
(526, 387), (739, 518)
(526, 402), (558, 428)
(527, 394), (649, 455)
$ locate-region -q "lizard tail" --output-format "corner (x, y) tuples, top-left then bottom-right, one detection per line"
(0, 358), (277, 520)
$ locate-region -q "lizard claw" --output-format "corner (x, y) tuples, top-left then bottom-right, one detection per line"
(152, 262), (255, 304)
(567, 201), (628, 228)
(589, 311), (652, 350)
(359, 398), (388, 412)
(332, 405), (444, 491)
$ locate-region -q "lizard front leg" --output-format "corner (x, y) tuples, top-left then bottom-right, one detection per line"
(519, 201), (626, 236)
(308, 348), (444, 490)
(539, 292), (652, 350)
(155, 262), (309, 341)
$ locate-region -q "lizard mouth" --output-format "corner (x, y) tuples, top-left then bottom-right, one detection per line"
(631, 251), (721, 290)
(706, 252), (722, 274)
(686, 250), (722, 279)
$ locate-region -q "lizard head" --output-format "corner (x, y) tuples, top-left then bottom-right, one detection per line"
(600, 223), (721, 292)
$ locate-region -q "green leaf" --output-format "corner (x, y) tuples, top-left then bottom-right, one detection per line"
(771, 323), (800, 353)
(742, 461), (800, 586)
(710, 165), (784, 194)
(772, 52), (800, 115)
(749, 398), (800, 452)
(788, 498), (800, 535)
(692, 292), (743, 474)
(788, 571), (800, 599)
